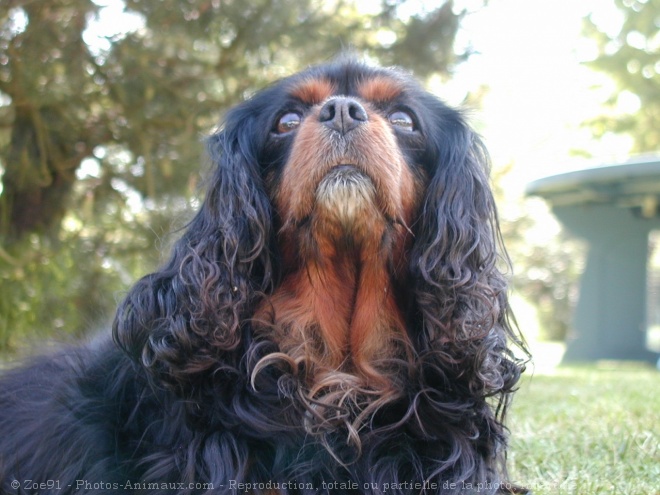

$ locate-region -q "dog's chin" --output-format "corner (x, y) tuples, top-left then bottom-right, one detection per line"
(314, 165), (379, 224)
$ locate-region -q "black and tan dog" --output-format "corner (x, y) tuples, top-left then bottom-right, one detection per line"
(0, 59), (528, 495)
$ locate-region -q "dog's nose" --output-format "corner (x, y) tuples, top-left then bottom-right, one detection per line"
(319, 97), (368, 135)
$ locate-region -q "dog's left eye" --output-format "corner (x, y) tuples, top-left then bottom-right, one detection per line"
(275, 112), (302, 134)
(388, 111), (415, 131)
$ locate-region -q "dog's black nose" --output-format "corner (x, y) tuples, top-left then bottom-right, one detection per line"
(319, 97), (368, 135)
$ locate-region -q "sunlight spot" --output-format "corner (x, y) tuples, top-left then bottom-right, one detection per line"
(375, 29), (397, 48)
(83, 0), (145, 55)
(617, 90), (642, 114)
(626, 30), (647, 50)
(76, 158), (102, 180)
(6, 7), (28, 36)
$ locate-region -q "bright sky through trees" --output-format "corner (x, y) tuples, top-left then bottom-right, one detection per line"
(445, 0), (631, 187)
(86, 0), (630, 187)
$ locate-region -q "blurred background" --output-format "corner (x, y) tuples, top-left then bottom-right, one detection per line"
(0, 0), (658, 363)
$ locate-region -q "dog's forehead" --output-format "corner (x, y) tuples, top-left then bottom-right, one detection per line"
(286, 66), (408, 106)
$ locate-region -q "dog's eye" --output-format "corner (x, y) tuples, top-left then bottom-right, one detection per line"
(388, 111), (415, 131)
(276, 112), (302, 134)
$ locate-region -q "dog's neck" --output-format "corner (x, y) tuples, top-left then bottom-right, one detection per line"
(257, 176), (413, 383)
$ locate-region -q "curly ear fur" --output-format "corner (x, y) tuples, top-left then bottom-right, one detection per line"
(405, 104), (526, 478)
(412, 109), (507, 342)
(112, 111), (273, 393)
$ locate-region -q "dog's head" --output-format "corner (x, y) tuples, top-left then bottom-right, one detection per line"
(113, 59), (526, 480)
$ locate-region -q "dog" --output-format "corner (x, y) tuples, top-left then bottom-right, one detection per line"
(0, 59), (528, 494)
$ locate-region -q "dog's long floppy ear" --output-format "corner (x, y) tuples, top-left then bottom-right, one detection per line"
(410, 104), (514, 353)
(113, 109), (273, 392)
(408, 104), (526, 477)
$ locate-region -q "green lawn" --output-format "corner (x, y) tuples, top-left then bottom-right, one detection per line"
(506, 365), (660, 495)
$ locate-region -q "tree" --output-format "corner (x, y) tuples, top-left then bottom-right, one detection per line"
(584, 0), (660, 152)
(504, 0), (660, 342)
(0, 0), (474, 350)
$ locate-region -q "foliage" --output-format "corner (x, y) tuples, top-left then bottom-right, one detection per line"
(514, 0), (660, 341)
(0, 0), (475, 350)
(509, 219), (585, 342)
(492, 165), (585, 342)
(584, 0), (660, 152)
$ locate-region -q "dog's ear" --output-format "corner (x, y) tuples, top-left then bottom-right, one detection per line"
(113, 108), (273, 392)
(407, 104), (526, 474)
(410, 106), (511, 349)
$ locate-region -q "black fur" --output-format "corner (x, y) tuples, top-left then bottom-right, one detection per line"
(0, 60), (527, 495)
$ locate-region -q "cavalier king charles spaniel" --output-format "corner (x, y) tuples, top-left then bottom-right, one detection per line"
(0, 60), (528, 494)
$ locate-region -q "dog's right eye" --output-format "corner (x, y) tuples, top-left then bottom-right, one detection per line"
(275, 113), (302, 134)
(388, 110), (415, 132)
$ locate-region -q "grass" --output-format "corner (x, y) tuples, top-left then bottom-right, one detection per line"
(506, 364), (660, 495)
